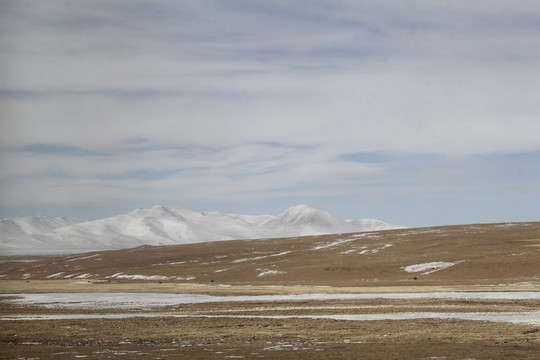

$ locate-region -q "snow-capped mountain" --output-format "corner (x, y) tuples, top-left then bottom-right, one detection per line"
(0, 215), (82, 236)
(264, 204), (358, 236)
(0, 205), (402, 255)
(0, 215), (86, 255)
(345, 218), (402, 232)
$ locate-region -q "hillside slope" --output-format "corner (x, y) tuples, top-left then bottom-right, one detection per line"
(2, 222), (538, 287)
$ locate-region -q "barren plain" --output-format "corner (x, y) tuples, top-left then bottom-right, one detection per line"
(1, 222), (539, 359)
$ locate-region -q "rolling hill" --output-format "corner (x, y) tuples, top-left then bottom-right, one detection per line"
(2, 222), (538, 287)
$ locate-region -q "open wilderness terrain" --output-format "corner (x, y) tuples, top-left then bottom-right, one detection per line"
(1, 222), (539, 287)
(1, 222), (539, 359)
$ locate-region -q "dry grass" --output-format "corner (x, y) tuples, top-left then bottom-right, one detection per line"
(1, 222), (539, 359)
(1, 296), (539, 359)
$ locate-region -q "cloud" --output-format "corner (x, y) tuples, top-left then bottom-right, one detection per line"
(2, 1), (540, 155)
(0, 141), (382, 207)
(3, 67), (539, 155)
(1, 1), (540, 223)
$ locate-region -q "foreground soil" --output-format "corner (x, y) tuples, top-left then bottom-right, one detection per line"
(1, 317), (539, 359)
(1, 290), (539, 359)
(1, 223), (539, 359)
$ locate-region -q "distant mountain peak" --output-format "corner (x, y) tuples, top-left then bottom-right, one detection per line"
(265, 204), (357, 236)
(127, 205), (183, 219)
(275, 204), (339, 224)
(286, 204), (318, 212)
(281, 204), (321, 217)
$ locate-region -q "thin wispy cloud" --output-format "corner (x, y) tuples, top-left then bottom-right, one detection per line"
(1, 0), (539, 225)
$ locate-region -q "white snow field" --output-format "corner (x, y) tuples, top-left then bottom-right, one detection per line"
(0, 204), (402, 255)
(3, 292), (540, 308)
(4, 313), (539, 326)
(401, 261), (464, 275)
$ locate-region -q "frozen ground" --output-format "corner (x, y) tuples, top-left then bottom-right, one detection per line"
(2, 292), (540, 325)
(2, 291), (540, 307)
(2, 289), (539, 359)
(3, 291), (540, 308)
(1, 291), (540, 308)
(3, 312), (540, 325)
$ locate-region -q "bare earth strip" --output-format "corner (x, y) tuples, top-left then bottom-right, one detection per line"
(1, 280), (539, 295)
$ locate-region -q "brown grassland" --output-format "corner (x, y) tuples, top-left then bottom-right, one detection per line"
(0, 222), (539, 359)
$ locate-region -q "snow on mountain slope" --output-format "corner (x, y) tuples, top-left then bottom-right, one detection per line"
(0, 215), (82, 237)
(0, 205), (402, 255)
(264, 205), (358, 236)
(52, 206), (220, 250)
(346, 218), (402, 232)
(0, 216), (87, 255)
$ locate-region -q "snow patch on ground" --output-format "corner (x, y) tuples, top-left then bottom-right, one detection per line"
(64, 254), (100, 262)
(404, 229), (442, 235)
(106, 273), (195, 281)
(359, 244), (393, 255)
(152, 261), (186, 266)
(46, 272), (65, 279)
(111, 274), (171, 281)
(73, 273), (92, 279)
(4, 292), (540, 309)
(349, 233), (371, 238)
(263, 344), (311, 351)
(257, 270), (286, 277)
(176, 276), (196, 280)
(312, 238), (355, 250)
(402, 261), (463, 275)
(233, 251), (291, 263)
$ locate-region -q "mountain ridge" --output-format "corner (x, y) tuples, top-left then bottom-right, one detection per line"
(0, 204), (402, 255)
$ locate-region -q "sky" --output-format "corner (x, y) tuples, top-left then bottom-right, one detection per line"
(1, 0), (539, 227)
